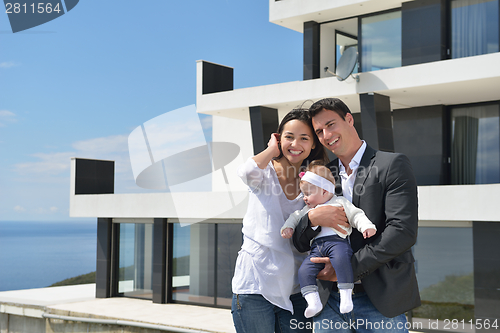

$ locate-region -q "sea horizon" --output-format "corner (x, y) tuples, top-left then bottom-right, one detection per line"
(0, 220), (97, 292)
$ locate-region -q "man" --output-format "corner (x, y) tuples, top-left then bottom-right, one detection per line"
(293, 98), (420, 333)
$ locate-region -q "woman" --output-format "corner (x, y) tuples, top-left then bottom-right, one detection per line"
(232, 109), (327, 333)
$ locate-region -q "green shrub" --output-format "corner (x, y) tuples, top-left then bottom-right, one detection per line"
(50, 271), (96, 287)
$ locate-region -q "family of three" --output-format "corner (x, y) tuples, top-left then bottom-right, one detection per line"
(231, 98), (420, 333)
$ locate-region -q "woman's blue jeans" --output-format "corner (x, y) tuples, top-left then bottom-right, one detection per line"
(231, 293), (312, 333)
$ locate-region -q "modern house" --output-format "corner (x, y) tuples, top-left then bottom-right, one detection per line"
(69, 0), (500, 331)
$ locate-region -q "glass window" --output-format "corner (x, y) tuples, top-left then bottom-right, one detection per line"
(361, 11), (402, 72)
(171, 222), (242, 307)
(320, 18), (358, 79)
(172, 223), (216, 305)
(451, 103), (500, 184)
(451, 0), (499, 59)
(118, 223), (153, 299)
(412, 226), (474, 330)
(336, 32), (358, 75)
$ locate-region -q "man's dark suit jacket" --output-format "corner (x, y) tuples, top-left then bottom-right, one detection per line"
(293, 145), (421, 318)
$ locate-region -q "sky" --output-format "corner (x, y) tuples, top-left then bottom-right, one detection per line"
(0, 1), (303, 222)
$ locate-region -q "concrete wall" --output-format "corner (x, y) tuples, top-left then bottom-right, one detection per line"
(46, 320), (175, 333)
(2, 314), (44, 333)
(0, 313), (195, 333)
(0, 313), (7, 333)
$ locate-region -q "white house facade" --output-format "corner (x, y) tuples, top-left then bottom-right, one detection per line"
(70, 0), (500, 331)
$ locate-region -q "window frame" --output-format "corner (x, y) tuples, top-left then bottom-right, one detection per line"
(167, 220), (243, 309)
(112, 221), (155, 300)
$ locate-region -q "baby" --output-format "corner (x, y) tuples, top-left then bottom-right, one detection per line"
(281, 161), (377, 317)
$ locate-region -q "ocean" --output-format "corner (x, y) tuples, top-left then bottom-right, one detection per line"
(0, 221), (475, 299)
(0, 220), (97, 292)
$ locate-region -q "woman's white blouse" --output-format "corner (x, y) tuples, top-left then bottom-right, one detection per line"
(232, 158), (307, 313)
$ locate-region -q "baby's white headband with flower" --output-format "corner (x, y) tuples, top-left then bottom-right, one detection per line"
(300, 171), (335, 193)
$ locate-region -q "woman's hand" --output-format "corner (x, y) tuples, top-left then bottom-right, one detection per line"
(252, 133), (281, 169)
(308, 205), (349, 235)
(311, 257), (338, 282)
(267, 133), (281, 158)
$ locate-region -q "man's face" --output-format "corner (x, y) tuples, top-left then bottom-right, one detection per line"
(311, 108), (355, 158)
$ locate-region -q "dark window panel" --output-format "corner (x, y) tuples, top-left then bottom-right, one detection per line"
(393, 105), (447, 185)
(304, 21), (320, 80)
(402, 0), (446, 66)
(202, 62), (233, 95)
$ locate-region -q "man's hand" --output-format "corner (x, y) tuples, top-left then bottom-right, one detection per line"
(311, 257), (337, 282)
(308, 205), (349, 235)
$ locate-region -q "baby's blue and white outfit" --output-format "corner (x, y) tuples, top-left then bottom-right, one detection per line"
(281, 173), (376, 301)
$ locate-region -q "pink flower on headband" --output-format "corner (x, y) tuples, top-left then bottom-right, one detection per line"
(299, 172), (305, 178)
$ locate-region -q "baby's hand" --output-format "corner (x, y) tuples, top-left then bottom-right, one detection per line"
(281, 228), (294, 239)
(363, 228), (376, 239)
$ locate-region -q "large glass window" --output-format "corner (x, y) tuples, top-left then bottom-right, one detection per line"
(451, 103), (500, 184)
(412, 225), (474, 330)
(118, 223), (153, 299)
(171, 222), (242, 306)
(172, 223), (215, 305)
(320, 18), (358, 79)
(451, 0), (499, 59)
(361, 11), (401, 72)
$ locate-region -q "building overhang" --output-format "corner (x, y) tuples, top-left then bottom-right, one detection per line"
(70, 191), (249, 220)
(69, 184), (500, 222)
(69, 157), (249, 220)
(269, 0), (413, 33)
(196, 52), (500, 119)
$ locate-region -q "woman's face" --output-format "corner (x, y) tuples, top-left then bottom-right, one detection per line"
(279, 119), (315, 165)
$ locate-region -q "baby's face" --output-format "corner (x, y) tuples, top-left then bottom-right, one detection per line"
(300, 182), (327, 208)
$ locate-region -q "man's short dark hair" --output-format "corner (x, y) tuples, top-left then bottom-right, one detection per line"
(309, 98), (352, 120)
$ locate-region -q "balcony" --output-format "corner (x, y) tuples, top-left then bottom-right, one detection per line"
(196, 52), (500, 118)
